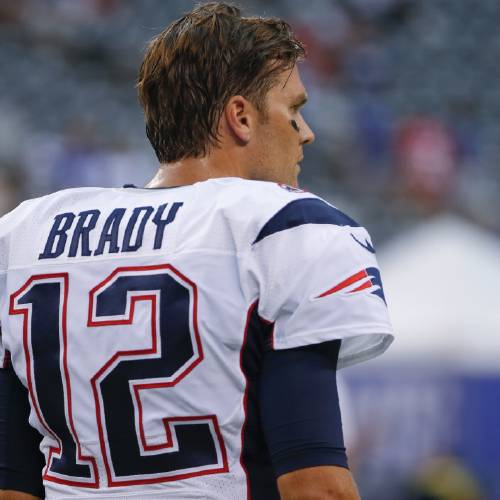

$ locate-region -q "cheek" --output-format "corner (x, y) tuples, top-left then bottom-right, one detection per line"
(256, 119), (297, 172)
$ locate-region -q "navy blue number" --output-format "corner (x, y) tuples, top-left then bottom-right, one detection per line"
(11, 268), (227, 488)
(89, 266), (227, 485)
(11, 276), (97, 486)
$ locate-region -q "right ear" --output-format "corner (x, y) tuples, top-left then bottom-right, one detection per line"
(223, 95), (254, 144)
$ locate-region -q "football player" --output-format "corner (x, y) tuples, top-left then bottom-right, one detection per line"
(0, 3), (393, 499)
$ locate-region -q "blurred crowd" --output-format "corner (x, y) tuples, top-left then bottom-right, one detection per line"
(2, 0), (500, 242)
(1, 0), (500, 243)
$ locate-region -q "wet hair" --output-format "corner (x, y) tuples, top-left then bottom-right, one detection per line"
(137, 2), (305, 163)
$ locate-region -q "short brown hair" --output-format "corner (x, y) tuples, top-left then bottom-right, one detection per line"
(137, 2), (305, 163)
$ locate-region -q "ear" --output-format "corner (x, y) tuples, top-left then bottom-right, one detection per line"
(223, 95), (253, 144)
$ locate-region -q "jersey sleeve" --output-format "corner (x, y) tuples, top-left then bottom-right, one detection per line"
(0, 223), (8, 370)
(0, 367), (45, 497)
(0, 199), (38, 369)
(248, 197), (394, 369)
(0, 246), (9, 370)
(0, 326), (6, 371)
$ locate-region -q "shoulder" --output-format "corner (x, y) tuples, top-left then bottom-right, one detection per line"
(207, 177), (361, 246)
(0, 187), (111, 232)
(252, 189), (360, 245)
(0, 198), (43, 240)
(0, 187), (107, 256)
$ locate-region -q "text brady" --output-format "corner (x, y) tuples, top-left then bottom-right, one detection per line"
(39, 202), (183, 259)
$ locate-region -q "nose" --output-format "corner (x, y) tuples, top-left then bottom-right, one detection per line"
(298, 115), (315, 145)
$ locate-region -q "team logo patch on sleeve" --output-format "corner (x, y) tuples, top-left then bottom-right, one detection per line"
(315, 267), (386, 304)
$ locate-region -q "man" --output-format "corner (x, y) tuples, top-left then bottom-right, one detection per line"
(0, 3), (393, 499)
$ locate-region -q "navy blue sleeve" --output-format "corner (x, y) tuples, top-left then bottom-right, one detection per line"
(259, 339), (348, 477)
(0, 365), (45, 497)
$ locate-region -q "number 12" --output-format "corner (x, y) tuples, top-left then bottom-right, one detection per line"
(10, 264), (228, 487)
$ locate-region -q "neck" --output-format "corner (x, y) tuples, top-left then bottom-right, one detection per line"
(146, 146), (248, 188)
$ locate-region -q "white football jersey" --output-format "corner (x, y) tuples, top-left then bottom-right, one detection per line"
(0, 177), (393, 499)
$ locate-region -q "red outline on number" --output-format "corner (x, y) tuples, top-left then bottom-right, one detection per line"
(88, 263), (228, 487)
(9, 274), (99, 488)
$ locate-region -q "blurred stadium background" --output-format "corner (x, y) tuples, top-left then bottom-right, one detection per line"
(1, 0), (499, 499)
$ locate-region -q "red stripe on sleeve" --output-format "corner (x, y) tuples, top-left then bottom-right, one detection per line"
(316, 269), (368, 298)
